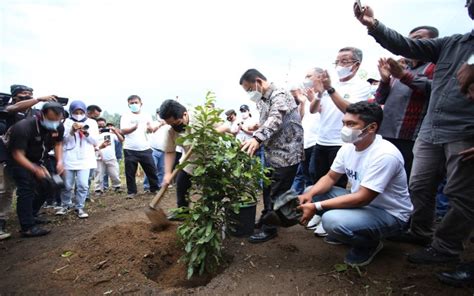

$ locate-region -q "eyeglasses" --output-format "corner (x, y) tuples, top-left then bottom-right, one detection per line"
(334, 59), (359, 66)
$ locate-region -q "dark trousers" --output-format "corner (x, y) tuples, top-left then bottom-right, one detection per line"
(124, 149), (159, 194)
(312, 144), (347, 188)
(176, 170), (192, 208)
(44, 155), (61, 205)
(292, 146), (316, 194)
(7, 164), (50, 231)
(262, 164), (299, 232)
(385, 138), (415, 181)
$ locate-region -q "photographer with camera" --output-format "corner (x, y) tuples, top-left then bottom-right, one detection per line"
(94, 118), (123, 194)
(6, 102), (65, 237)
(0, 85), (61, 239)
(55, 101), (98, 219)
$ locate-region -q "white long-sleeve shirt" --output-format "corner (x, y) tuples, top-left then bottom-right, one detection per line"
(62, 118), (99, 170)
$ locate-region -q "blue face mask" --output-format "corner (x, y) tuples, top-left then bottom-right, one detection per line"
(41, 119), (60, 130)
(129, 104), (141, 113)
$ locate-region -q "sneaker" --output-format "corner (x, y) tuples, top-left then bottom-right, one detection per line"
(76, 209), (89, 219)
(114, 187), (122, 193)
(344, 242), (384, 267)
(55, 207), (69, 216)
(314, 223), (327, 237)
(0, 220), (11, 240)
(324, 236), (343, 245)
(94, 190), (103, 196)
(407, 247), (460, 265)
(20, 225), (50, 237)
(306, 215), (322, 230)
(126, 193), (137, 199)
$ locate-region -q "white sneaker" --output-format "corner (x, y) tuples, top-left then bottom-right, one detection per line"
(0, 230), (11, 240)
(306, 215), (322, 230)
(55, 207), (69, 216)
(314, 223), (328, 237)
(76, 209), (89, 219)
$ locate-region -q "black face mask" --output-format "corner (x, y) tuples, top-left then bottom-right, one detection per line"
(172, 122), (186, 133)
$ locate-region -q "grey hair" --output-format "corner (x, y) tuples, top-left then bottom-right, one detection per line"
(312, 67), (325, 74)
(339, 47), (363, 63)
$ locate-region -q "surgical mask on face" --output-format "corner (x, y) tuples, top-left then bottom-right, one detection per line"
(241, 112), (249, 120)
(129, 104), (141, 113)
(303, 79), (314, 89)
(340, 125), (370, 144)
(72, 114), (86, 121)
(336, 65), (353, 80)
(41, 119), (60, 131)
(172, 122), (186, 133)
(369, 85), (378, 96)
(248, 90), (262, 102)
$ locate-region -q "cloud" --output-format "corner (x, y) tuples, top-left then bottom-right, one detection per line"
(0, 0), (471, 117)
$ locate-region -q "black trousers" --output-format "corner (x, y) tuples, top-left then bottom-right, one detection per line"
(385, 138), (415, 181)
(124, 149), (159, 194)
(7, 164), (50, 231)
(262, 164), (299, 232)
(312, 144), (347, 188)
(176, 170), (192, 208)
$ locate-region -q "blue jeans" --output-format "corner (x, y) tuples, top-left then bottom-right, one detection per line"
(435, 178), (450, 218)
(291, 146), (315, 194)
(144, 148), (165, 190)
(310, 186), (407, 248)
(62, 169), (90, 210)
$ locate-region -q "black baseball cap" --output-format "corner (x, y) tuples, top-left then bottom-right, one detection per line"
(239, 104), (250, 112)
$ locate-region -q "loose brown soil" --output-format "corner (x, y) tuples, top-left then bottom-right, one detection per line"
(0, 188), (473, 295)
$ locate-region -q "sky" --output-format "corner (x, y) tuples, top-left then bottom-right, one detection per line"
(0, 0), (471, 117)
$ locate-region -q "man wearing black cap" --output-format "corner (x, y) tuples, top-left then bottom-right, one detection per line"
(0, 85), (56, 239)
(6, 102), (65, 237)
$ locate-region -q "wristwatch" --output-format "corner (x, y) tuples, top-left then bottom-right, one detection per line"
(327, 87), (336, 95)
(253, 135), (263, 144)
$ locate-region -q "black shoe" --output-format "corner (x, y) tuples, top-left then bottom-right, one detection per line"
(167, 213), (185, 222)
(408, 247), (460, 264)
(34, 216), (51, 225)
(254, 219), (263, 229)
(387, 230), (431, 246)
(248, 230), (277, 244)
(437, 262), (474, 287)
(20, 225), (50, 237)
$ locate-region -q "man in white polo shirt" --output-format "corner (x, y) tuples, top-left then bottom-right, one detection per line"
(307, 49), (371, 189)
(298, 101), (413, 267)
(120, 95), (159, 198)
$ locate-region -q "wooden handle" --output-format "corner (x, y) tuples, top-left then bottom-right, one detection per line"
(149, 147), (193, 208)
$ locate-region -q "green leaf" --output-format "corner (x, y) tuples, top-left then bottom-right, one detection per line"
(334, 263), (348, 272)
(61, 250), (74, 258)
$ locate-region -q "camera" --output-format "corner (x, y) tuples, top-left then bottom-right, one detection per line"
(99, 128), (110, 133)
(104, 135), (111, 142)
(55, 97), (69, 106)
(45, 174), (65, 190)
(0, 93), (12, 107)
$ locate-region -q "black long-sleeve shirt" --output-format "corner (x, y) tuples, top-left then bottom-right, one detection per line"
(369, 22), (474, 144)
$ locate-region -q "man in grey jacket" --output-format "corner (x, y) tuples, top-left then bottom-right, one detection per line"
(354, 0), (474, 265)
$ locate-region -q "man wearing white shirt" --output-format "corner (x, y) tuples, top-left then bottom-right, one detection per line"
(95, 118), (124, 193)
(143, 109), (169, 191)
(120, 95), (159, 198)
(298, 101), (413, 267)
(308, 49), (371, 188)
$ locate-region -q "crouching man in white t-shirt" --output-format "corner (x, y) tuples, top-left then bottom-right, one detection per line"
(298, 101), (413, 267)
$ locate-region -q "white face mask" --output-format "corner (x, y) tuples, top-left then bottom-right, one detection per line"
(248, 90), (262, 102)
(336, 65), (353, 80)
(340, 125), (370, 143)
(241, 112), (250, 120)
(72, 114), (86, 121)
(303, 79), (313, 89)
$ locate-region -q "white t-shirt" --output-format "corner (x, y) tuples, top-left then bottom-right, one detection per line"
(63, 118), (99, 170)
(98, 132), (118, 161)
(330, 135), (413, 222)
(236, 116), (259, 142)
(302, 101), (320, 149)
(120, 112), (152, 151)
(149, 122), (170, 151)
(317, 76), (371, 146)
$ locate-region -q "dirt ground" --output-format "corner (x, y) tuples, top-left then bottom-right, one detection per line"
(0, 187), (473, 296)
